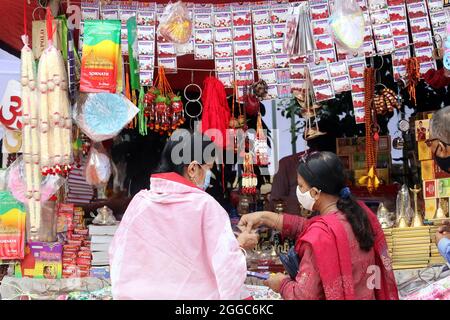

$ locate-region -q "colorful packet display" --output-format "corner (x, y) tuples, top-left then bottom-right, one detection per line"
(137, 2), (156, 86)
(368, 0), (395, 55)
(15, 242), (63, 279)
(80, 20), (122, 93)
(407, 0), (436, 75)
(310, 1), (337, 63)
(347, 56), (367, 120)
(0, 191), (26, 260)
(309, 63), (335, 102)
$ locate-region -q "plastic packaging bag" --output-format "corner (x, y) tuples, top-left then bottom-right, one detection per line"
(6, 157), (64, 204)
(157, 1), (193, 44)
(329, 0), (365, 52)
(84, 143), (112, 188)
(80, 20), (121, 93)
(283, 2), (315, 57)
(91, 206), (117, 225)
(74, 93), (139, 142)
(0, 191), (26, 260)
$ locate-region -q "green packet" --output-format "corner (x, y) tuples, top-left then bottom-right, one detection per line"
(127, 17), (140, 91)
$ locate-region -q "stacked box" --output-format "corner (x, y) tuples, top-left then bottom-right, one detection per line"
(415, 118), (450, 222)
(62, 207), (92, 278)
(429, 225), (447, 264)
(391, 226), (431, 270)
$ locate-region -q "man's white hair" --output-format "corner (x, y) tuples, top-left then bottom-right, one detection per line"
(430, 106), (450, 144)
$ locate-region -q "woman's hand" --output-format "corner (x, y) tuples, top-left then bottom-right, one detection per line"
(237, 230), (259, 250)
(238, 211), (281, 232)
(238, 212), (265, 232)
(438, 220), (450, 234)
(436, 230), (450, 244)
(436, 221), (450, 243)
(263, 273), (289, 293)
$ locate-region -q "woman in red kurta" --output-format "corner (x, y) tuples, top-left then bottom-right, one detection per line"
(239, 151), (399, 300)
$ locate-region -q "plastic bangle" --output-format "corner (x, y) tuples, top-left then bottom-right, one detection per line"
(240, 247), (247, 257)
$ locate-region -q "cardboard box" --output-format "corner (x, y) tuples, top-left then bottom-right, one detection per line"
(435, 162), (450, 179)
(423, 180), (437, 199)
(437, 198), (449, 217)
(377, 168), (390, 185)
(421, 160), (435, 181)
(437, 178), (450, 198)
(424, 198), (437, 220)
(418, 140), (432, 161)
(415, 119), (430, 142)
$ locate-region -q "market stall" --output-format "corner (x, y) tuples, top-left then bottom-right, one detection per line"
(0, 0), (449, 300)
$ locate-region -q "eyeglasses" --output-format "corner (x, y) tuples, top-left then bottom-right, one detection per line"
(425, 138), (450, 148)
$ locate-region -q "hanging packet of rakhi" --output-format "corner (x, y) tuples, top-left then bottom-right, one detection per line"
(255, 113), (269, 166)
(127, 17), (140, 91)
(0, 191), (26, 260)
(80, 20), (121, 93)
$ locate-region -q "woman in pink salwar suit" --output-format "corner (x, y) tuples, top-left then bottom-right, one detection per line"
(110, 131), (258, 300)
(240, 152), (399, 300)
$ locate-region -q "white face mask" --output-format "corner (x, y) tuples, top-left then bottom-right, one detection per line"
(296, 186), (317, 211)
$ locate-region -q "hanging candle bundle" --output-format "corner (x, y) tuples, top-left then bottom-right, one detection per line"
(255, 112), (269, 166)
(20, 30), (41, 239)
(37, 8), (72, 176)
(406, 57), (420, 106)
(242, 152), (258, 195)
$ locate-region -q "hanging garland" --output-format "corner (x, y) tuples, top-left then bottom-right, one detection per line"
(360, 67), (380, 193)
(406, 57), (420, 107)
(21, 30), (41, 239)
(38, 8), (72, 176)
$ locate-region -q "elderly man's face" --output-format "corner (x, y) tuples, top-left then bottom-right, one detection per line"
(428, 129), (449, 158)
